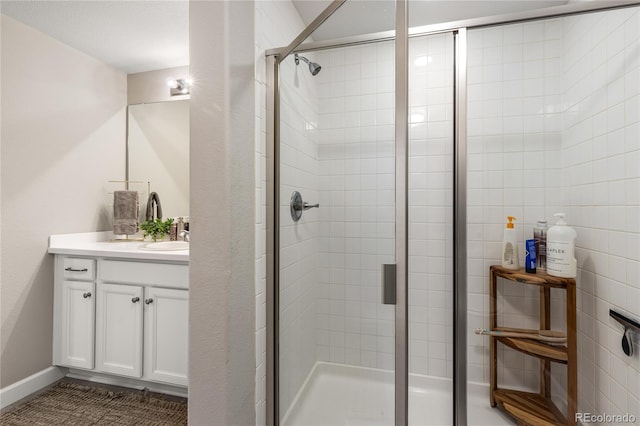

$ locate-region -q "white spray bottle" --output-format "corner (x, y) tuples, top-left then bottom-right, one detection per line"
(501, 216), (519, 270)
(546, 213), (577, 278)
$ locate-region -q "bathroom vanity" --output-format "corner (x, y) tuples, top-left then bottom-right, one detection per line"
(48, 232), (189, 392)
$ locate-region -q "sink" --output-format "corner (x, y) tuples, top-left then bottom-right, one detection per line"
(141, 241), (189, 251)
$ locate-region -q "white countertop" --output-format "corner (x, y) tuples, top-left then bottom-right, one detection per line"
(48, 231), (189, 263)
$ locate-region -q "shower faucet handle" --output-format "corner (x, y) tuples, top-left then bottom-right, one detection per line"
(290, 191), (319, 222)
(302, 202), (319, 210)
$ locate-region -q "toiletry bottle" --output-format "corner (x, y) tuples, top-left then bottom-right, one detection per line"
(176, 217), (185, 240)
(501, 216), (519, 270)
(546, 213), (577, 278)
(170, 221), (178, 241)
(534, 220), (548, 271)
(525, 239), (536, 273)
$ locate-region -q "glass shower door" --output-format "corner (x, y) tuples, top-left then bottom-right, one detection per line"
(406, 31), (457, 425)
(277, 39), (398, 424)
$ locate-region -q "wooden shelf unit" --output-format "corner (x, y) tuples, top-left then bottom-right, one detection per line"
(489, 265), (577, 426)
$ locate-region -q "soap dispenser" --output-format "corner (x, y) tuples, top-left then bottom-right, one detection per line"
(502, 216), (519, 270)
(546, 213), (577, 278)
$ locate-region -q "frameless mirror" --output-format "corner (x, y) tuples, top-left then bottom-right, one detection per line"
(127, 100), (189, 219)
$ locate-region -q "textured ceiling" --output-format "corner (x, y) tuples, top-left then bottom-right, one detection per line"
(0, 0), (188, 74)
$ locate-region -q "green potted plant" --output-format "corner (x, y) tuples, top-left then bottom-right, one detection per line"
(140, 218), (174, 242)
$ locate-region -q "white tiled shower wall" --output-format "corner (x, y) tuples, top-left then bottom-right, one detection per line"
(466, 6), (640, 422)
(561, 8), (640, 421)
(407, 34), (455, 378)
(466, 19), (564, 392)
(313, 34), (455, 377)
(277, 51), (321, 417)
(314, 42), (397, 370)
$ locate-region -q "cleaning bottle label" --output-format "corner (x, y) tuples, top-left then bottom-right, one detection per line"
(547, 240), (573, 274)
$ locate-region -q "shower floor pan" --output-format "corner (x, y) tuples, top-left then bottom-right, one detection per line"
(282, 362), (515, 426)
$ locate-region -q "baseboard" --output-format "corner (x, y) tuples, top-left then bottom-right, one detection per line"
(66, 369), (188, 398)
(0, 366), (66, 409)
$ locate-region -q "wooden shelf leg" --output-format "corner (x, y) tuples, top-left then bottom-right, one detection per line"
(567, 283), (577, 426)
(490, 269), (497, 407)
(540, 287), (551, 398)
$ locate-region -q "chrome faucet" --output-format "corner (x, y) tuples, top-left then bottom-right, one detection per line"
(179, 230), (190, 242)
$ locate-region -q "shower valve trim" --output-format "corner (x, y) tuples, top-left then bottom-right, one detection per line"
(290, 191), (319, 222)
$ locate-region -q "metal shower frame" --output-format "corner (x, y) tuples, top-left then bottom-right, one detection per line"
(265, 1), (639, 425)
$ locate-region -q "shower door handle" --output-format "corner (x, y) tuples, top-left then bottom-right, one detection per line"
(381, 264), (396, 305)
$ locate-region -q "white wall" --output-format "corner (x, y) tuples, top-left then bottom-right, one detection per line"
(188, 1), (256, 424)
(0, 14), (126, 388)
(561, 7), (640, 420)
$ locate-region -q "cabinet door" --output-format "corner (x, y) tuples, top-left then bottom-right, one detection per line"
(59, 281), (95, 369)
(95, 283), (143, 378)
(144, 287), (189, 386)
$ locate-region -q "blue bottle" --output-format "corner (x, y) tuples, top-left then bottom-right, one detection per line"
(525, 239), (536, 273)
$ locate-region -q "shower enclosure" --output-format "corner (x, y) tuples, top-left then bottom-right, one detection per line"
(266, 1), (640, 425)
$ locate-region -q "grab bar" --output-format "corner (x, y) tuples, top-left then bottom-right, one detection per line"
(610, 309), (640, 357)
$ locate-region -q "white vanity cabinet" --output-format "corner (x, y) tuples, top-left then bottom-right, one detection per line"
(95, 282), (144, 378)
(143, 286), (189, 386)
(53, 253), (188, 389)
(55, 257), (96, 369)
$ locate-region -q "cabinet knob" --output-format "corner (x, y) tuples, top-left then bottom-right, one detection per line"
(132, 297), (140, 303)
(144, 298), (154, 305)
(65, 267), (88, 272)
(83, 292), (92, 299)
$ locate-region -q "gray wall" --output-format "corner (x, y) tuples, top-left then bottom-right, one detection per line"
(188, 1), (256, 424)
(0, 15), (126, 388)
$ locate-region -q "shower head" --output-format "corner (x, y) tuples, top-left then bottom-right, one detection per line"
(294, 53), (321, 76)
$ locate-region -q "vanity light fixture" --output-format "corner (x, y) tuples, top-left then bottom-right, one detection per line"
(167, 77), (192, 96)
